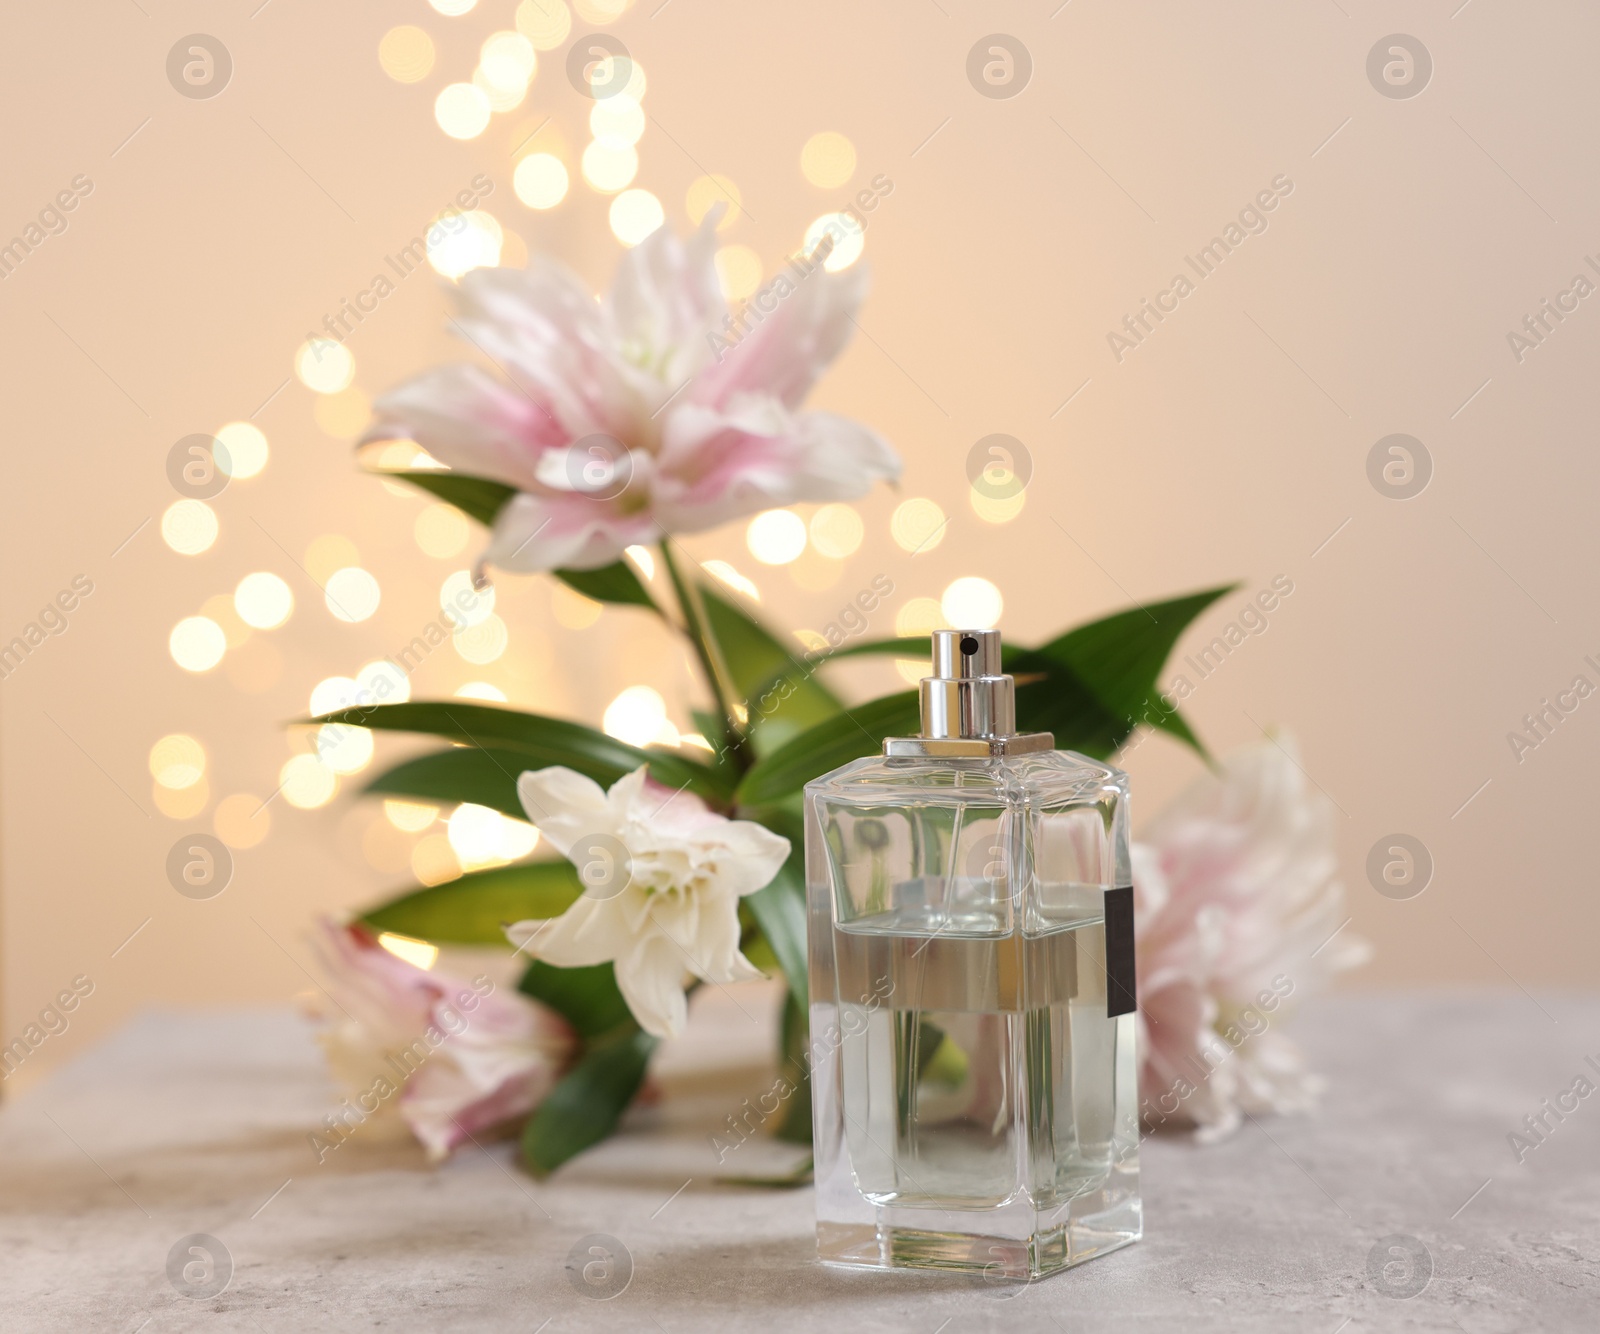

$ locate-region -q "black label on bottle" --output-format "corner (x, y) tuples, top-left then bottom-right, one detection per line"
(1104, 885), (1137, 1018)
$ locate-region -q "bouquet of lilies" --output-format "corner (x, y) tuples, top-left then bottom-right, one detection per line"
(307, 219), (1364, 1173)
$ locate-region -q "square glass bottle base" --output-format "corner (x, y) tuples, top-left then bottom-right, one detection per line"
(817, 1185), (1142, 1280)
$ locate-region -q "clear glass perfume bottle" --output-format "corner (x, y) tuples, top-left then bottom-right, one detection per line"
(805, 628), (1141, 1279)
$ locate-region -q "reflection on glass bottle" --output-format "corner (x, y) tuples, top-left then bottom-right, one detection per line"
(806, 629), (1141, 1279)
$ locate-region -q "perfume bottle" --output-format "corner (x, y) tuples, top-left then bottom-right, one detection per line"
(804, 628), (1141, 1279)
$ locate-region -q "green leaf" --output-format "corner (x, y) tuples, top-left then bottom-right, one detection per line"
(700, 586), (842, 753)
(773, 985), (812, 1144)
(804, 636), (928, 666)
(735, 692), (920, 808)
(359, 861), (582, 944)
(1008, 649), (1127, 759)
(518, 960), (632, 1040)
(554, 562), (659, 611)
(311, 701), (734, 803)
(364, 747), (536, 818)
(1035, 585), (1235, 757)
(521, 1028), (657, 1176)
(385, 470), (515, 526)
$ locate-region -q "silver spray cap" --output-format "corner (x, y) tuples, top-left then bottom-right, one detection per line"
(921, 629), (1015, 739)
(884, 628), (1054, 757)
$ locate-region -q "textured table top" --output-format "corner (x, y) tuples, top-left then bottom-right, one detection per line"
(2, 988), (1596, 1332)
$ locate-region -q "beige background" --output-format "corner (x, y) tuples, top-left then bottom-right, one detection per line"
(3, 0), (1596, 1086)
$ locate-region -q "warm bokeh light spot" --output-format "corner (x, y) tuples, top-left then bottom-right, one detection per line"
(582, 140), (638, 193)
(574, 0), (627, 22)
(233, 572), (293, 630)
(971, 485), (1027, 524)
(280, 754), (338, 809)
(480, 30), (536, 90)
(455, 681), (508, 702)
(435, 82), (492, 140)
(809, 504), (864, 559)
(441, 569), (494, 626)
(895, 597), (947, 638)
(514, 153), (569, 209)
(295, 338), (355, 394)
(385, 799), (439, 832)
(169, 616), (226, 672)
(515, 0), (572, 49)
(604, 685), (668, 748)
(429, 0), (477, 13)
(609, 188), (664, 246)
(309, 676), (359, 718)
(805, 212), (865, 271)
(318, 723), (375, 775)
(161, 499), (218, 556)
(215, 421), (268, 479)
(590, 95), (644, 147)
(801, 131), (857, 188)
(379, 25), (435, 83)
(427, 209), (503, 278)
(746, 509), (807, 565)
(325, 567), (381, 622)
(890, 498), (947, 553)
(150, 733), (206, 790)
(454, 613), (509, 663)
(942, 577), (1003, 630)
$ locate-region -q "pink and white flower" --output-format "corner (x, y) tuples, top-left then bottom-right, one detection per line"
(306, 920), (575, 1161)
(505, 765), (791, 1039)
(363, 216), (900, 573)
(1134, 734), (1369, 1140)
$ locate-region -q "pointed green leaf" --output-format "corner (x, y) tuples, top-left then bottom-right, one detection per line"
(518, 960), (632, 1040)
(554, 561), (659, 611)
(310, 701), (734, 803)
(700, 586), (843, 754)
(359, 861), (581, 944)
(735, 692), (920, 807)
(386, 470), (515, 526)
(1036, 585), (1236, 756)
(521, 1027), (657, 1176)
(364, 747), (534, 818)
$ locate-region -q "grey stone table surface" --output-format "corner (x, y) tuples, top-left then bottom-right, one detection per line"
(1, 988), (1596, 1333)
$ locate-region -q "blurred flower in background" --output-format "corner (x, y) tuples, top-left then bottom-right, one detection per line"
(1134, 734), (1370, 1140)
(361, 213), (900, 574)
(305, 920), (575, 1160)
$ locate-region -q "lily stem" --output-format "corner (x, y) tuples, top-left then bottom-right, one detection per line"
(658, 541), (751, 773)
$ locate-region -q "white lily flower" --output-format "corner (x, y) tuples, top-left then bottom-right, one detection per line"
(504, 766), (791, 1038)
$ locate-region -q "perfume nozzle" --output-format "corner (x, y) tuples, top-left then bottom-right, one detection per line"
(921, 628), (1016, 739)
